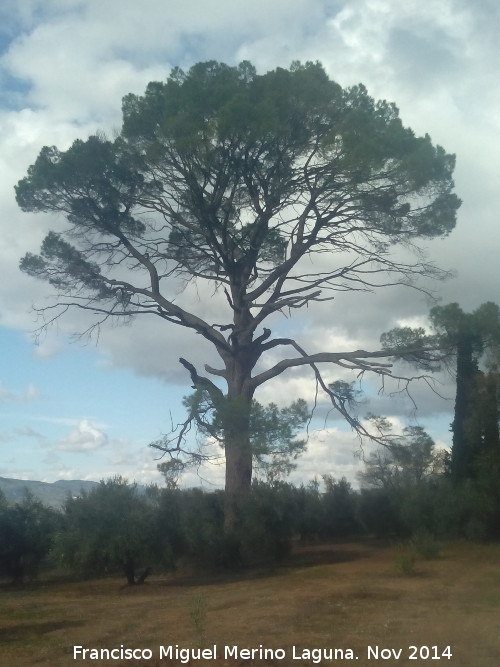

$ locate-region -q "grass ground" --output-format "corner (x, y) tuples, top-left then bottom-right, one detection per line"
(1, 540), (499, 666)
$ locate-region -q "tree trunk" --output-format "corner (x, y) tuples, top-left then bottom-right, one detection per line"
(135, 566), (151, 584)
(222, 381), (254, 532)
(178, 352), (256, 533)
(124, 553), (136, 585)
(224, 429), (253, 531)
(451, 334), (479, 481)
(482, 372), (500, 455)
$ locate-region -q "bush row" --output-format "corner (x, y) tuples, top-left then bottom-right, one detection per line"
(1, 469), (500, 584)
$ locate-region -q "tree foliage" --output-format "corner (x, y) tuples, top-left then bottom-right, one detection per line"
(382, 302), (500, 482)
(152, 392), (309, 485)
(430, 302), (500, 480)
(55, 477), (168, 584)
(359, 420), (444, 490)
(0, 491), (58, 583)
(321, 475), (360, 538)
(16, 60), (460, 529)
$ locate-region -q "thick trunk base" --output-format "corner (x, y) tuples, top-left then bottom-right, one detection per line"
(224, 440), (252, 532)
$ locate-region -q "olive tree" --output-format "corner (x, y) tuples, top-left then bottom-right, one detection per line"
(16, 61), (460, 529)
(56, 477), (165, 584)
(0, 491), (59, 583)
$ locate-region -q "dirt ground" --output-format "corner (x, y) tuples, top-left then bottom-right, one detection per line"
(1, 540), (499, 666)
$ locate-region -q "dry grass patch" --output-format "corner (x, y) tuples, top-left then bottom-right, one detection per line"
(1, 541), (499, 666)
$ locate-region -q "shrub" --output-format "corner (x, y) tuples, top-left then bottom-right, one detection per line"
(179, 489), (227, 568)
(237, 482), (295, 566)
(321, 476), (361, 538)
(358, 487), (406, 538)
(394, 543), (418, 575)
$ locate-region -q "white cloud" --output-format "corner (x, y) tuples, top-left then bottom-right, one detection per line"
(57, 419), (108, 452)
(0, 380), (40, 402)
(288, 427), (372, 488)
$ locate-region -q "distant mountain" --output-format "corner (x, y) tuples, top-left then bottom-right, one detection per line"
(0, 476), (99, 508)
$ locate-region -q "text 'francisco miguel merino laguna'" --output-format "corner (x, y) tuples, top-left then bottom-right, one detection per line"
(74, 645), (356, 662)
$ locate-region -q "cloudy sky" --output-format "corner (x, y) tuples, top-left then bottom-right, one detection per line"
(0, 0), (498, 488)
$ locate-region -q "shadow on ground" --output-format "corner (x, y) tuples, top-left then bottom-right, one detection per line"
(149, 541), (373, 590)
(0, 619), (84, 643)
